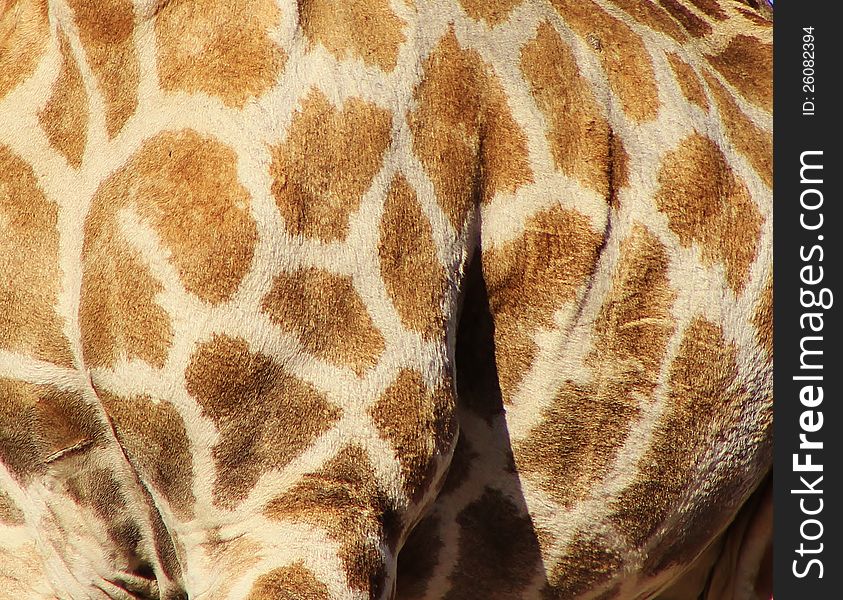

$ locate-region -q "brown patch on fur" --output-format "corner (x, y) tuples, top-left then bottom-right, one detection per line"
(262, 268), (385, 375)
(550, 0), (660, 122)
(300, 0), (405, 71)
(666, 52), (708, 110)
(34, 388), (103, 462)
(0, 382), (106, 482)
(66, 0), (138, 137)
(444, 488), (541, 599)
(475, 56), (533, 205)
(738, 8), (772, 26)
(265, 446), (399, 595)
(132, 130), (254, 302)
(247, 562), (330, 599)
(270, 90), (392, 241)
(409, 29), (531, 230)
(38, 32), (88, 167)
(0, 147), (75, 367)
(0, 489), (24, 525)
(655, 133), (762, 293)
(409, 31), (479, 229)
(0, 380), (42, 481)
(395, 514), (442, 599)
(0, 0), (49, 100)
(606, 0), (688, 42)
(156, 0), (285, 107)
(458, 0), (522, 26)
(521, 22), (629, 199)
(98, 391), (195, 519)
(378, 175), (448, 340)
(185, 335), (340, 507)
(516, 226), (675, 505)
(707, 35), (772, 111)
(688, 0), (727, 20)
(752, 273), (772, 357)
(483, 206), (603, 401)
(611, 317), (750, 549)
(594, 226), (676, 381)
(703, 70), (771, 188)
(82, 129), (256, 366)
(369, 369), (455, 501)
(543, 535), (624, 598)
(657, 0), (712, 37)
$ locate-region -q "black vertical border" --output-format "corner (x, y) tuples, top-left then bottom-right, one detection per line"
(774, 2), (842, 598)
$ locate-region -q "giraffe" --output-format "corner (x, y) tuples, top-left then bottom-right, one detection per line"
(0, 0), (772, 598)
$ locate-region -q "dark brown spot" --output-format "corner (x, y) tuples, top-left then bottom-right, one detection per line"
(657, 0), (712, 37)
(129, 130), (257, 303)
(66, 0), (138, 136)
(688, 0), (727, 20)
(270, 90), (392, 241)
(666, 52), (709, 111)
(521, 22), (629, 198)
(265, 446), (399, 595)
(0, 379), (42, 481)
(550, 0), (660, 121)
(738, 7), (773, 26)
(261, 268), (384, 375)
(156, 0), (286, 107)
(444, 488), (542, 599)
(82, 130), (257, 365)
(409, 29), (531, 230)
(300, 0), (405, 71)
(185, 335), (340, 506)
(38, 32), (88, 167)
(707, 35), (772, 111)
(0, 381), (106, 483)
(369, 369), (456, 501)
(606, 0), (688, 42)
(655, 133), (762, 293)
(378, 175), (448, 340)
(34, 388), (103, 462)
(0, 146), (74, 367)
(98, 391), (196, 519)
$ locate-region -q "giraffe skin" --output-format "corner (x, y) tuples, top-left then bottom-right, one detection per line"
(0, 1), (772, 599)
